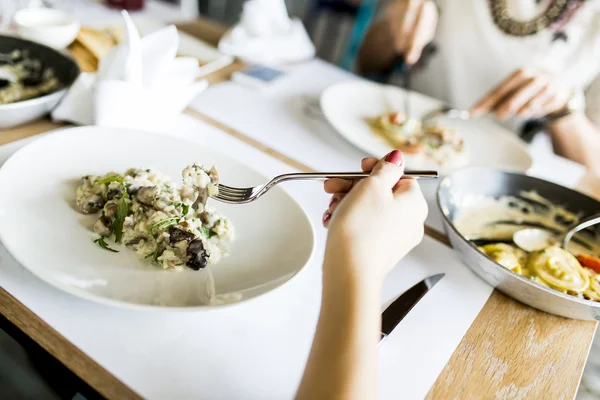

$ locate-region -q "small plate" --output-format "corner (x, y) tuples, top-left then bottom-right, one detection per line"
(0, 127), (315, 309)
(321, 80), (533, 175)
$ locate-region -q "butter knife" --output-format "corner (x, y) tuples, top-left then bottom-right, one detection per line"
(380, 273), (445, 342)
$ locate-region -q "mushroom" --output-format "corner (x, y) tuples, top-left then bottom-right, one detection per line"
(103, 200), (119, 218)
(79, 194), (105, 214)
(107, 182), (124, 200)
(136, 186), (156, 206)
(192, 188), (208, 210)
(208, 166), (219, 185)
(168, 227), (195, 246)
(93, 216), (112, 237)
(199, 211), (217, 227)
(186, 239), (209, 270)
(126, 236), (145, 247)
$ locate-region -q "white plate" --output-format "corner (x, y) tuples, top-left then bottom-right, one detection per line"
(0, 127), (315, 310)
(321, 80), (533, 174)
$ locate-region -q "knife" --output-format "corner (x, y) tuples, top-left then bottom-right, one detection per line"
(380, 273), (445, 342)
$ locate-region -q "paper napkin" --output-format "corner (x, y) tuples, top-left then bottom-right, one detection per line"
(218, 0), (315, 66)
(52, 11), (208, 132)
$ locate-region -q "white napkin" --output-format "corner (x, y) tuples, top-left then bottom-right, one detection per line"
(52, 11), (208, 132)
(218, 0), (315, 66)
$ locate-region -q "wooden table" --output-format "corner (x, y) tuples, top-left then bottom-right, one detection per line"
(1, 17), (599, 400)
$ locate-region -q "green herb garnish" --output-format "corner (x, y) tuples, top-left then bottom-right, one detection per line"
(150, 217), (180, 233)
(201, 227), (217, 239)
(96, 176), (125, 185)
(94, 237), (118, 253)
(146, 169), (151, 172)
(113, 196), (129, 243)
(182, 204), (189, 216)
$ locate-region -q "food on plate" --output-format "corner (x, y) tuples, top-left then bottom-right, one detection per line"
(365, 111), (468, 167)
(75, 164), (234, 271)
(455, 191), (600, 301)
(0, 49), (60, 104)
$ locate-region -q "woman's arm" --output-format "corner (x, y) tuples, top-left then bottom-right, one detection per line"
(549, 112), (600, 174)
(357, 0), (438, 74)
(358, 20), (398, 75)
(295, 251), (381, 400)
(295, 152), (427, 400)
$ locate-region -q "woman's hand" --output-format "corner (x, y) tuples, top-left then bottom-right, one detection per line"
(322, 151), (428, 285)
(471, 68), (574, 120)
(387, 0), (438, 65)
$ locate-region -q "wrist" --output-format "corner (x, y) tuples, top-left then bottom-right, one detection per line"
(322, 242), (384, 296)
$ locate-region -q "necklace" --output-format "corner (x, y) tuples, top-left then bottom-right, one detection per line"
(489, 0), (571, 36)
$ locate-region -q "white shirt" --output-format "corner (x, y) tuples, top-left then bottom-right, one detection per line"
(405, 0), (600, 125)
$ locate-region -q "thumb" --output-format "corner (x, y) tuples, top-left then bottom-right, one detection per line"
(370, 150), (405, 189)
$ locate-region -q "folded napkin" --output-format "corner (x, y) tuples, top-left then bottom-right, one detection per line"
(52, 11), (208, 132)
(218, 0), (315, 66)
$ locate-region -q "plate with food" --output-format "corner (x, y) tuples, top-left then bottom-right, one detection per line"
(0, 127), (315, 309)
(438, 167), (600, 320)
(0, 35), (79, 128)
(321, 80), (532, 174)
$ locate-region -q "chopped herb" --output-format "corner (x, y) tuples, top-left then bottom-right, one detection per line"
(96, 176), (125, 185)
(88, 201), (95, 207)
(182, 204), (189, 216)
(150, 217), (180, 232)
(113, 196), (129, 243)
(93, 237), (118, 253)
(201, 227), (217, 238)
(146, 169), (151, 172)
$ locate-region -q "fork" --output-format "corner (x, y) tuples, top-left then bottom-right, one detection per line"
(213, 171), (438, 204)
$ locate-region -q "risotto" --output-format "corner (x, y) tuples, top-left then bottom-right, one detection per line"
(75, 164), (234, 271)
(0, 49), (60, 104)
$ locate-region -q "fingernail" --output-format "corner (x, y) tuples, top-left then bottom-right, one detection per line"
(385, 150), (404, 166)
(329, 197), (338, 208)
(322, 211), (331, 226)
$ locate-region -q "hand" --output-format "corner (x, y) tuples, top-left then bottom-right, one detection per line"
(471, 68), (574, 121)
(387, 0), (438, 65)
(322, 151), (428, 284)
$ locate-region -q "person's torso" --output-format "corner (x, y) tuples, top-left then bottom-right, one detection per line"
(410, 0), (600, 110)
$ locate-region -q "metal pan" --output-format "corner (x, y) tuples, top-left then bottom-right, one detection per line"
(437, 167), (600, 320)
(0, 35), (79, 129)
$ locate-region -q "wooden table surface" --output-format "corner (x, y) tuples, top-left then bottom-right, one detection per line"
(1, 16), (599, 400)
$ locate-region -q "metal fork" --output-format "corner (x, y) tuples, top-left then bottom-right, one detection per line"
(213, 171), (438, 204)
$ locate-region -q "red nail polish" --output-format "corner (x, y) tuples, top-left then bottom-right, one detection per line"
(385, 150), (404, 166)
(322, 211), (331, 225)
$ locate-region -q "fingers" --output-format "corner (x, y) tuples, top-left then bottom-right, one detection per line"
(323, 193), (346, 228)
(494, 76), (547, 120)
(471, 69), (531, 117)
(406, 1), (436, 64)
(324, 178), (352, 194)
(370, 150), (406, 189)
(361, 157), (379, 172)
(518, 85), (552, 118)
(391, 0), (415, 53)
(323, 157), (379, 194)
(391, 0), (436, 64)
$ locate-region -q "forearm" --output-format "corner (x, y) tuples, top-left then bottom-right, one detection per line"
(357, 20), (398, 75)
(295, 247), (381, 400)
(548, 112), (600, 175)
